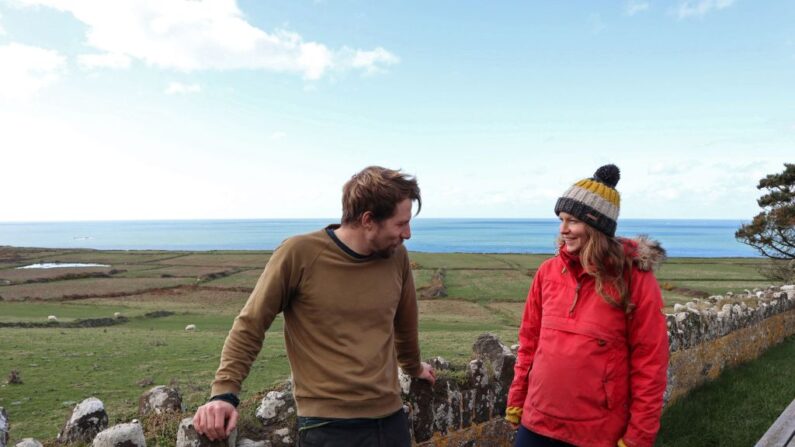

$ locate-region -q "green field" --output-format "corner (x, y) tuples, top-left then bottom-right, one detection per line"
(0, 246), (785, 445)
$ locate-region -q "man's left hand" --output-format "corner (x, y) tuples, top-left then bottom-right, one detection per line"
(418, 362), (436, 386)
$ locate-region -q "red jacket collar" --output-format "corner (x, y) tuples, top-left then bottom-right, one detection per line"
(558, 244), (586, 278)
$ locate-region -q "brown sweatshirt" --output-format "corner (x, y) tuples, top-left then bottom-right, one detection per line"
(211, 226), (422, 418)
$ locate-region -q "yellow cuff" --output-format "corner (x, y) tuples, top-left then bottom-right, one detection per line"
(505, 406), (523, 424)
(617, 439), (627, 447)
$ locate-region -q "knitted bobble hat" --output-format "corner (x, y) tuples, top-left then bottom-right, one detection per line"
(554, 164), (621, 237)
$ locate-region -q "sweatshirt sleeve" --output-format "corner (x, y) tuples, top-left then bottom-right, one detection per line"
(507, 264), (544, 409)
(622, 270), (670, 447)
(394, 249), (422, 377)
(210, 240), (301, 396)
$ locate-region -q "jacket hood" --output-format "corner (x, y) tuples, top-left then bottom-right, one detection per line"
(621, 236), (666, 272)
(557, 235), (666, 272)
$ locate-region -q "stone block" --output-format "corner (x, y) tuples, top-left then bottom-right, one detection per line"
(58, 397), (109, 444)
(176, 417), (236, 447)
(92, 422), (146, 447)
(139, 386), (184, 416)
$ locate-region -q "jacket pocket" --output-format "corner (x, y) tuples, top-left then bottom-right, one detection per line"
(527, 328), (612, 421)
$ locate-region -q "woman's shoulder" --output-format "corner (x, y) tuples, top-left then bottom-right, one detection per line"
(540, 253), (563, 266)
(536, 254), (565, 276)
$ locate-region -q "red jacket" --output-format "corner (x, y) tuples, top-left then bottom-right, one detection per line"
(508, 238), (669, 447)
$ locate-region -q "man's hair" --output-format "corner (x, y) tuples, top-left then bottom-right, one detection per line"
(341, 166), (421, 225)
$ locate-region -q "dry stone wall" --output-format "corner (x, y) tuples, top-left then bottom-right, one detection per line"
(3, 285), (793, 447)
(665, 285), (795, 405)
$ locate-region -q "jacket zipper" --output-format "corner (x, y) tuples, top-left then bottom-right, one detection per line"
(568, 281), (582, 316)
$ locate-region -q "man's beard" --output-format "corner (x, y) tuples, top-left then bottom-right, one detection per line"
(376, 247), (395, 259)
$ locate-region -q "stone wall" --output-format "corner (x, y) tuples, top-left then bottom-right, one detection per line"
(4, 285), (794, 447)
(664, 285), (795, 405)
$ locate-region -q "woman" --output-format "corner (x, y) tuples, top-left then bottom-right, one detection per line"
(506, 164), (669, 447)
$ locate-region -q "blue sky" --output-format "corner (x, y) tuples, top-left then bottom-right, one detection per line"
(0, 0), (793, 221)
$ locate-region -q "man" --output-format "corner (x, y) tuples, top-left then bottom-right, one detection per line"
(194, 166), (435, 446)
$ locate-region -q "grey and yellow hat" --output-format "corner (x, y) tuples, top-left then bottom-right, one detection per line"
(554, 164), (621, 237)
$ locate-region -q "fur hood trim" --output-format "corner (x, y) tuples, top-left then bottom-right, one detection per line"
(621, 235), (667, 272)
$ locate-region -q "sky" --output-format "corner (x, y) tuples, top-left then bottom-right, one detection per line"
(0, 0), (793, 221)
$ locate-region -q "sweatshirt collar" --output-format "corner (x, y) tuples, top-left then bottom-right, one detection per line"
(325, 224), (372, 260)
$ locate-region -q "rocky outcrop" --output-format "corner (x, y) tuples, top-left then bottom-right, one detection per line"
(92, 422), (145, 447)
(401, 334), (516, 443)
(176, 417), (236, 447)
(254, 382), (296, 447)
(139, 386), (184, 416)
(57, 397), (109, 444)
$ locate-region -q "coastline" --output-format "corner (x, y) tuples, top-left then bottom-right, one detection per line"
(0, 218), (758, 257)
(0, 244), (762, 259)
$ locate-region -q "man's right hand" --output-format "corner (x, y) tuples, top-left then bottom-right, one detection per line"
(193, 400), (238, 441)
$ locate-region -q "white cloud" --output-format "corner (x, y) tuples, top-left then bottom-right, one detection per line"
(0, 12), (6, 36)
(624, 159), (781, 218)
(78, 52), (131, 70)
(625, 1), (650, 16)
(15, 0), (399, 79)
(349, 47), (400, 75)
(0, 42), (66, 100)
(165, 81), (201, 95)
(676, 0), (735, 19)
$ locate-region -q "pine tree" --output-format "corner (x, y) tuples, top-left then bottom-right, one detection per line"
(735, 163), (795, 260)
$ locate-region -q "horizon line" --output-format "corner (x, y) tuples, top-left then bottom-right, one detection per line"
(0, 216), (751, 224)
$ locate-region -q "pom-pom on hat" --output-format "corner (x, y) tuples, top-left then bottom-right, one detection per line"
(554, 164), (621, 237)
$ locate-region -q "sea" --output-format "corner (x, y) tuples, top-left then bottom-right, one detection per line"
(0, 219), (758, 258)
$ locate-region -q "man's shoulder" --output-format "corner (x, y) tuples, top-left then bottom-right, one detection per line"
(274, 228), (333, 258)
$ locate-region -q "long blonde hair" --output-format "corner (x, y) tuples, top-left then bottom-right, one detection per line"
(579, 225), (635, 313)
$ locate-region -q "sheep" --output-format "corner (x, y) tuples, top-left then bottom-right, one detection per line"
(47, 315), (58, 322)
(184, 324), (196, 331)
(113, 312), (122, 318)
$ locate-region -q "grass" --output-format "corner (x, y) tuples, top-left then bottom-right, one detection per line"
(0, 246), (787, 444)
(0, 277), (195, 300)
(0, 319), (291, 440)
(39, 251), (183, 264)
(412, 268), (437, 290)
(202, 269), (263, 288)
(657, 334), (795, 446)
(0, 267), (116, 283)
(409, 252), (524, 269)
(445, 269), (531, 302)
(156, 253), (271, 268)
(115, 265), (237, 279)
(0, 301), (141, 323)
(79, 289), (252, 314)
(656, 260), (766, 281)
